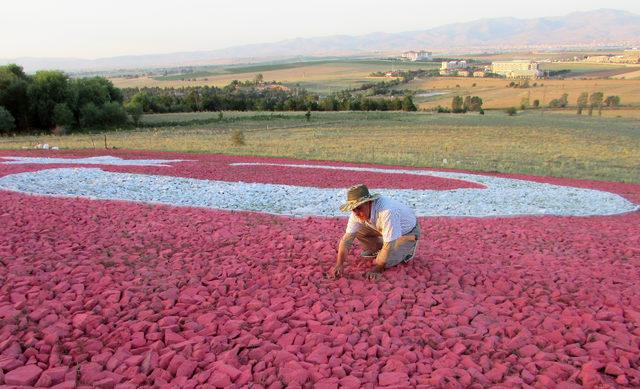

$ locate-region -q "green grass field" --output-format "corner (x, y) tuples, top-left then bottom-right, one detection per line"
(3, 111), (639, 183)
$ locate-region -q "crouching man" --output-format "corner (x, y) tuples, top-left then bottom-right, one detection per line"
(331, 184), (420, 280)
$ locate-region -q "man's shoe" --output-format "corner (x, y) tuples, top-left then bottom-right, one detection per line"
(360, 250), (379, 258)
(403, 241), (419, 263)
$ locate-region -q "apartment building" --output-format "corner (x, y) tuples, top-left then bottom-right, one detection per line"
(491, 60), (543, 79)
(439, 61), (468, 75)
(622, 49), (640, 63)
(401, 51), (433, 61)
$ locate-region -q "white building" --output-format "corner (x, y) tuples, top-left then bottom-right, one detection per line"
(402, 50), (433, 61)
(491, 60), (543, 79)
(440, 61), (468, 70)
(439, 61), (468, 75)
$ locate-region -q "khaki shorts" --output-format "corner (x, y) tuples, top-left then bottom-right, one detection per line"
(355, 222), (421, 268)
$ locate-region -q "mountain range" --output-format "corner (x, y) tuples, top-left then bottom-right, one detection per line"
(3, 9), (639, 72)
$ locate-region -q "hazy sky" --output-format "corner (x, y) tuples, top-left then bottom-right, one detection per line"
(2, 0), (639, 59)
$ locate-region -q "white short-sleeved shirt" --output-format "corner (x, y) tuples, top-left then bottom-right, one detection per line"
(345, 196), (417, 243)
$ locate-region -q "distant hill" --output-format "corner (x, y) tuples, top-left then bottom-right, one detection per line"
(3, 9), (639, 72)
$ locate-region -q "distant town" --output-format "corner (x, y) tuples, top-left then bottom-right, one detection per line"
(399, 49), (640, 79)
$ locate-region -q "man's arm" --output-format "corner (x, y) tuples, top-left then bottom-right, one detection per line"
(331, 233), (355, 278)
(365, 241), (392, 280)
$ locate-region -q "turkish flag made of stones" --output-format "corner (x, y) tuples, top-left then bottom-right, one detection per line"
(0, 150), (639, 388)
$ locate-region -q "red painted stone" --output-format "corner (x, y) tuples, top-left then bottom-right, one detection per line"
(4, 364), (43, 386)
(378, 371), (409, 386)
(207, 371), (232, 387)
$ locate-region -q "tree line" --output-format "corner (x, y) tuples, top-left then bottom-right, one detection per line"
(0, 65), (420, 134)
(0, 64), (129, 134)
(434, 96), (484, 114)
(547, 92), (620, 114)
(122, 82), (417, 117)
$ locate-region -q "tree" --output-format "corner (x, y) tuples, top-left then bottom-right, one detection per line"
(79, 103), (101, 127)
(532, 99), (540, 108)
(466, 96), (482, 111)
(0, 106), (16, 132)
(576, 92), (589, 115)
(402, 95), (417, 112)
(463, 96), (471, 111)
(320, 96), (338, 111)
(548, 93), (568, 108)
(185, 89), (201, 111)
(27, 70), (70, 129)
(560, 93), (568, 107)
(451, 96), (464, 113)
(520, 97), (530, 110)
(125, 102), (144, 126)
(589, 91), (603, 116)
(130, 91), (155, 113)
(52, 103), (74, 127)
(0, 64), (30, 131)
(604, 95), (620, 107)
(100, 102), (128, 127)
(254, 73), (264, 84)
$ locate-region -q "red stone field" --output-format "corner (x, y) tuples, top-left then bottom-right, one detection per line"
(0, 150), (639, 388)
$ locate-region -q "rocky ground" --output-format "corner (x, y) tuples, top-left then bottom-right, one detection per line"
(0, 150), (638, 388)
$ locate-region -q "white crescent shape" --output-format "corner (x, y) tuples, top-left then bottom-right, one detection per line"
(0, 164), (637, 217)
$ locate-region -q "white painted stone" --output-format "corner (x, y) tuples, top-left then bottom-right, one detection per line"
(1, 156), (186, 167)
(0, 164), (636, 218)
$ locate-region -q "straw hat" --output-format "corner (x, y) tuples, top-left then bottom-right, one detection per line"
(339, 184), (380, 212)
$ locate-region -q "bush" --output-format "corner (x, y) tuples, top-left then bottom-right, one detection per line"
(231, 129), (245, 146)
(402, 96), (417, 112)
(0, 106), (16, 132)
(505, 107), (517, 116)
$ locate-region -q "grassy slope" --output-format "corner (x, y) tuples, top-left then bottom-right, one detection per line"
(3, 111), (639, 183)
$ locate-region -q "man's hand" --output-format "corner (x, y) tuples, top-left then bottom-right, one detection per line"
(330, 263), (344, 279)
(364, 268), (382, 280)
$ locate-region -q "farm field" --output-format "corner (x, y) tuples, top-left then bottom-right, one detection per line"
(1, 111), (638, 183)
(459, 51), (627, 62)
(110, 60), (439, 94)
(538, 62), (640, 78)
(108, 58), (640, 109)
(0, 150), (639, 387)
(407, 77), (640, 109)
